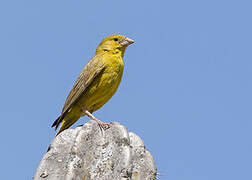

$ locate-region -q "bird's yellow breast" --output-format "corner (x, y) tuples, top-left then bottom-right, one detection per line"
(78, 53), (124, 113)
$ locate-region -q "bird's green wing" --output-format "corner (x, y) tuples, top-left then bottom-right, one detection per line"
(51, 55), (105, 129)
(62, 57), (105, 114)
(62, 57), (104, 114)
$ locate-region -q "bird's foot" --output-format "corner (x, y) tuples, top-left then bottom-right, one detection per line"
(94, 118), (111, 130)
(82, 108), (111, 130)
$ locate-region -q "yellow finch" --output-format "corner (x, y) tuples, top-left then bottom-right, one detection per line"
(51, 35), (134, 135)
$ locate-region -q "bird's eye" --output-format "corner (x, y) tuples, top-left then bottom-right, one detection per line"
(113, 38), (119, 41)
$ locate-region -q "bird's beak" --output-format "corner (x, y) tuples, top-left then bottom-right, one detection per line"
(120, 37), (135, 46)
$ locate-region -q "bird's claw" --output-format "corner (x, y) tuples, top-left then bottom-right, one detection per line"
(97, 121), (111, 130)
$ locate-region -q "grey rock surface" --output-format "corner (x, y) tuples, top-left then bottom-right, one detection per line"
(34, 120), (157, 180)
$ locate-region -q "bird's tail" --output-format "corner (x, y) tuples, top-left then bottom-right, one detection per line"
(51, 115), (62, 130)
(52, 114), (79, 136)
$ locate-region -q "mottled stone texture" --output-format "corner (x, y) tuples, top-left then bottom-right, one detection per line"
(34, 120), (157, 180)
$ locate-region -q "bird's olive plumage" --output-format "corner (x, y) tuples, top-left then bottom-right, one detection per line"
(52, 35), (134, 135)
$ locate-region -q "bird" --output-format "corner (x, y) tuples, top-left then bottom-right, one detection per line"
(51, 34), (134, 135)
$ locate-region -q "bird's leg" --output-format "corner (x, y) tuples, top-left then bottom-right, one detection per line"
(82, 108), (111, 130)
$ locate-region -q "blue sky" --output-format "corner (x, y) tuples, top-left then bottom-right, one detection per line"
(0, 0), (252, 179)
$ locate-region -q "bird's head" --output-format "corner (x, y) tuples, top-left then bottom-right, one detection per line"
(96, 35), (134, 56)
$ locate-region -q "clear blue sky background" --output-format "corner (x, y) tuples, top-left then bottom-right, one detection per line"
(0, 0), (251, 179)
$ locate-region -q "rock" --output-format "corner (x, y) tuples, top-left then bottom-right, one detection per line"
(34, 120), (157, 180)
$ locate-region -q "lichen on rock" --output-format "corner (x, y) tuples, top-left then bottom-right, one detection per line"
(34, 120), (157, 180)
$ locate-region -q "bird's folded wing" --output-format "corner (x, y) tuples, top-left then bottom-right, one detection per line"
(61, 56), (105, 115)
